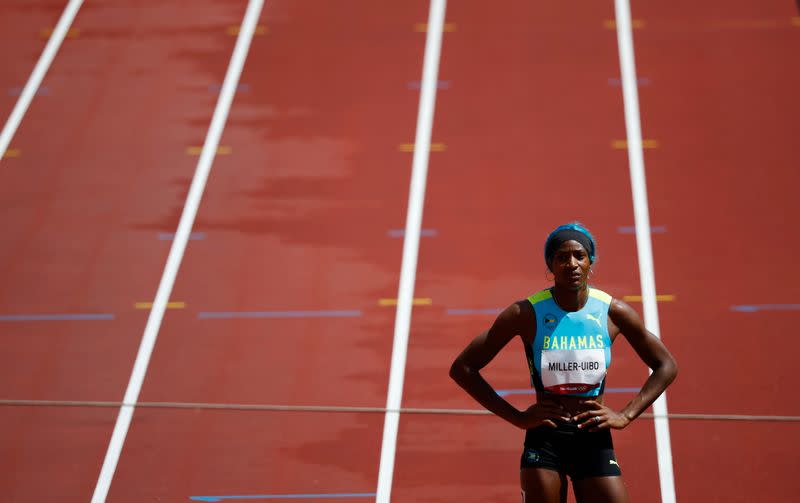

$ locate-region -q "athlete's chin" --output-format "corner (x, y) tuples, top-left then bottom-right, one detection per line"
(556, 279), (587, 291)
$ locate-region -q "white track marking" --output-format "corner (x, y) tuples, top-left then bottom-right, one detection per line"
(90, 1), (265, 501)
(613, 1), (676, 502)
(375, 1), (447, 501)
(0, 0), (84, 160)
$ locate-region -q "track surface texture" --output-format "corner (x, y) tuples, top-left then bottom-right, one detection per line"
(1, 0), (798, 502)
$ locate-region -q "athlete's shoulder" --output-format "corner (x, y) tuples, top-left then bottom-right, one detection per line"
(608, 296), (640, 322)
(491, 300), (534, 336)
(526, 288), (553, 306)
(500, 299), (535, 321)
(588, 287), (613, 305)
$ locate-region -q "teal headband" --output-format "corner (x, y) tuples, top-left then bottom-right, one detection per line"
(544, 223), (596, 267)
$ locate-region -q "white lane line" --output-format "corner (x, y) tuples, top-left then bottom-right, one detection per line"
(613, 1), (677, 503)
(375, 1), (447, 501)
(0, 0), (84, 160)
(89, 1), (266, 501)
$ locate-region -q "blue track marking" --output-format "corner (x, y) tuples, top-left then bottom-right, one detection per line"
(387, 228), (437, 237)
(208, 83), (251, 93)
(198, 310), (362, 319)
(190, 493), (377, 502)
(446, 308), (502, 315)
(498, 388), (640, 397)
(730, 304), (800, 313)
(617, 225), (666, 234)
(0, 313), (114, 321)
(159, 232), (206, 240)
(608, 76), (651, 87)
(407, 80), (451, 90)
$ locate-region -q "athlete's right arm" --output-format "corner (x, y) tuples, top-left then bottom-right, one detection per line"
(449, 302), (569, 429)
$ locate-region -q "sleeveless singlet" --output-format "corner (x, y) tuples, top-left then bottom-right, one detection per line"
(524, 288), (613, 397)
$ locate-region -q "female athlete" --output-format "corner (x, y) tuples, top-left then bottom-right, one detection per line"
(449, 223), (678, 503)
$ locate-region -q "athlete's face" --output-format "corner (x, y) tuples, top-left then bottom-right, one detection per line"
(549, 240), (591, 290)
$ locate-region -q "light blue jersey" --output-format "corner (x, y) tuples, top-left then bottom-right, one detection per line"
(525, 288), (613, 397)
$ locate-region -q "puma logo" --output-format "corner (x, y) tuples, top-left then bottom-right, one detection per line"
(609, 459), (619, 466)
(586, 313), (602, 328)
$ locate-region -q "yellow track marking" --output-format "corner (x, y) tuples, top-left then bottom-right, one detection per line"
(623, 295), (675, 302)
(40, 27), (80, 38)
(135, 302), (186, 309)
(379, 298), (432, 306)
(186, 146), (232, 155)
(612, 139), (659, 149)
(2, 148), (21, 159)
(604, 20), (644, 29)
(227, 25), (268, 36)
(398, 143), (446, 152)
(414, 22), (456, 32)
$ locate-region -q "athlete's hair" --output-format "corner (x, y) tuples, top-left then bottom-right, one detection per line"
(544, 222), (596, 270)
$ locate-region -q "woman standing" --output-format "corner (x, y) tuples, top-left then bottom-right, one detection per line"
(449, 223), (677, 503)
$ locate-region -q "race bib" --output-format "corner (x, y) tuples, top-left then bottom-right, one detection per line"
(540, 349), (606, 394)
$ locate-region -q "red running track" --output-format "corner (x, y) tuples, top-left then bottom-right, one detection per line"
(1, 0), (799, 502)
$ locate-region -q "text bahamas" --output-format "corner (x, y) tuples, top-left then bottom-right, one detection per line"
(542, 334), (605, 350)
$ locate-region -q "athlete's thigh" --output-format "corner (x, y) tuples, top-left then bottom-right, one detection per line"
(573, 476), (630, 503)
(520, 468), (567, 503)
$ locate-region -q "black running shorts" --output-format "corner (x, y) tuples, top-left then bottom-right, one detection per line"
(520, 422), (622, 480)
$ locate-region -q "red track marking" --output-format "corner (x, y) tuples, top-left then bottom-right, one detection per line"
(108, 409), (382, 502)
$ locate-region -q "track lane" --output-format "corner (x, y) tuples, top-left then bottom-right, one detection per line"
(634, 1), (800, 416)
(627, 0), (800, 501)
(108, 409), (383, 503)
(136, 0), (428, 407)
(107, 1), (433, 499)
(0, 1), (248, 499)
(0, 0), (247, 400)
(395, 2), (662, 501)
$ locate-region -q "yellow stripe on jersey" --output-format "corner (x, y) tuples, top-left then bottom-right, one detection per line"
(528, 289), (553, 305)
(589, 288), (612, 304)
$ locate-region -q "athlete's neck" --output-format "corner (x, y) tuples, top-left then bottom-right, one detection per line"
(551, 285), (589, 312)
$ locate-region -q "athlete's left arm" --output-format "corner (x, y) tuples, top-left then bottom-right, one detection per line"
(575, 298), (678, 430)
